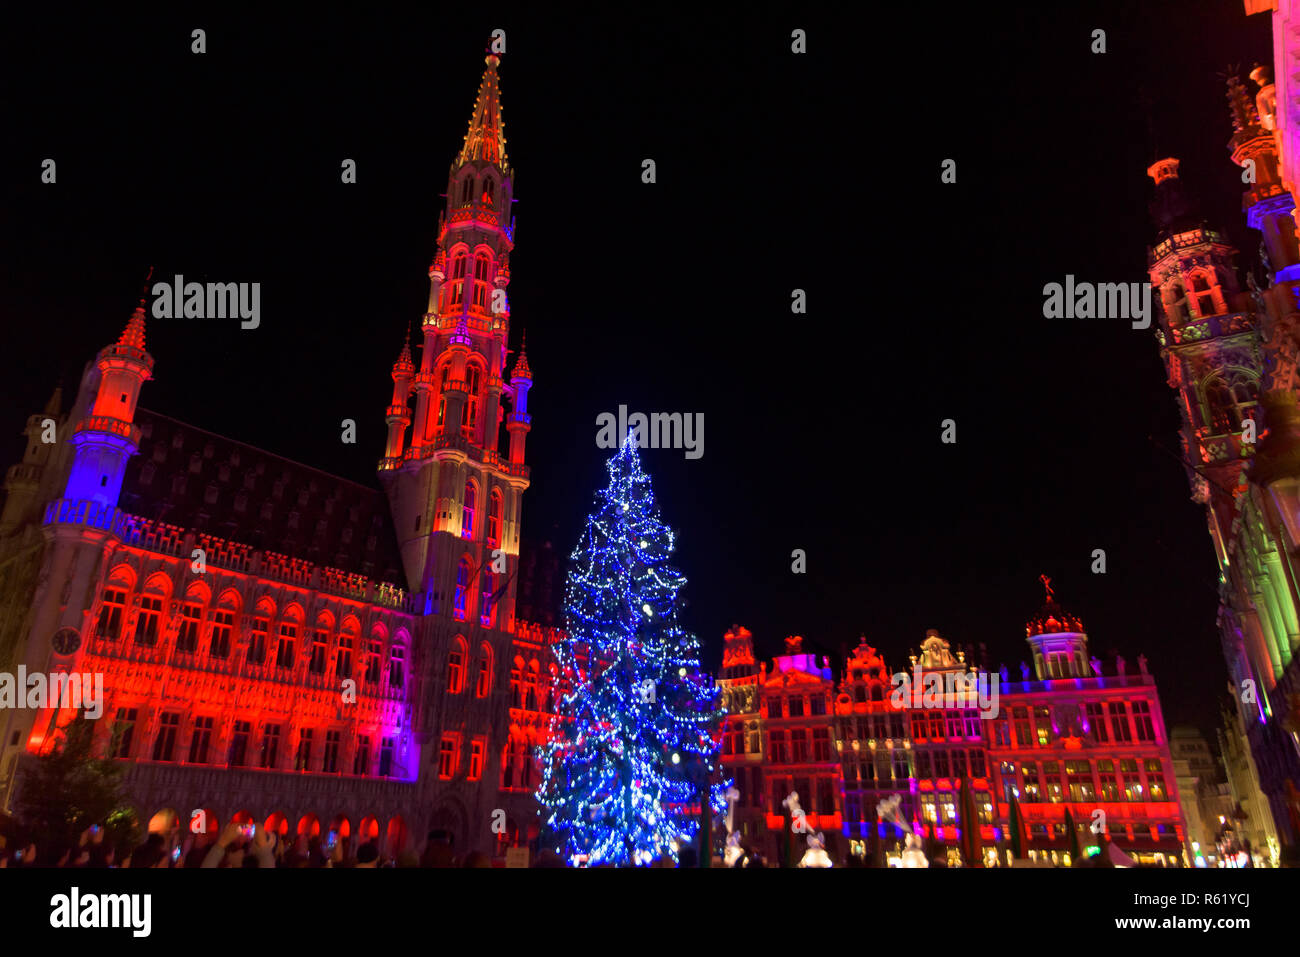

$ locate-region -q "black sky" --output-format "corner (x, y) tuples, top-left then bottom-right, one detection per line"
(0, 2), (1275, 739)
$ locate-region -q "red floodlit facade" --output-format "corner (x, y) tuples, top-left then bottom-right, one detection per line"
(0, 53), (566, 858)
(717, 588), (1189, 866)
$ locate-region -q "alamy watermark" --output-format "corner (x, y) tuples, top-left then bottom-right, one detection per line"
(0, 667), (104, 719)
(152, 275), (260, 329)
(595, 405), (703, 459)
(1042, 276), (1151, 329)
(889, 664), (1000, 719)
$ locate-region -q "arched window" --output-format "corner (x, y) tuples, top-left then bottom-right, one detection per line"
(1204, 378), (1237, 434)
(510, 660), (523, 709)
(448, 254), (468, 307)
(461, 176), (473, 204)
(476, 644), (494, 697)
(472, 254), (491, 310)
(1190, 273), (1217, 316)
(447, 638), (466, 694)
(462, 481), (477, 539)
(482, 178), (495, 205)
(480, 570), (495, 627)
(463, 365), (481, 431)
(487, 490), (503, 548)
(454, 558), (471, 620)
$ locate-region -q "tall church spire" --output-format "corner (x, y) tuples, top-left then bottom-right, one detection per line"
(457, 53), (508, 170)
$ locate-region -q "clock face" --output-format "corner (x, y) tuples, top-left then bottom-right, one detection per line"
(52, 628), (82, 656)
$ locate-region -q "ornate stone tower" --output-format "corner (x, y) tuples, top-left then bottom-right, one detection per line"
(1147, 156), (1262, 566)
(377, 53), (540, 842)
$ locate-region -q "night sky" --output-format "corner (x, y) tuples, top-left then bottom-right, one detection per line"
(0, 3), (1275, 738)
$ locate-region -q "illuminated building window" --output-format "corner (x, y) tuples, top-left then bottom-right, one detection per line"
(813, 728), (830, 761)
(791, 730), (808, 762)
(354, 736), (370, 776)
(964, 712), (981, 738)
(1022, 762), (1040, 802)
(970, 750), (986, 777)
(335, 636), (353, 678)
(911, 712), (927, 740)
(993, 717), (1010, 746)
(1190, 272), (1216, 316)
(1086, 703), (1108, 742)
(454, 559), (470, 620)
(309, 630), (328, 675)
(448, 254), (467, 307)
(1043, 760), (1063, 803)
(1066, 760), (1095, 802)
(977, 792), (993, 823)
(947, 711), (963, 738)
(1120, 758), (1140, 801)
(769, 730), (788, 764)
(188, 716), (214, 764)
(816, 777), (833, 814)
(953, 750), (970, 778)
(472, 255), (491, 311)
(482, 178), (495, 205)
(463, 365), (481, 430)
(365, 641), (382, 684)
(917, 751), (933, 778)
(296, 728), (314, 771)
(229, 720), (251, 767)
(999, 762), (1017, 801)
(275, 622), (296, 670)
(1098, 760), (1118, 800)
(261, 724), (281, 769)
(888, 714), (904, 739)
(95, 588), (127, 640)
(1002, 704), (1027, 741)
(109, 708), (137, 759)
(323, 730), (341, 773)
(1034, 707), (1051, 746)
(892, 752), (909, 780)
(487, 490), (502, 548)
(480, 569), (494, 626)
(447, 643), (466, 694)
(921, 795), (937, 823)
(525, 665), (539, 710)
(845, 795), (861, 823)
(175, 603), (202, 654)
(928, 712), (944, 739)
(209, 610), (234, 659)
(940, 795), (957, 825)
(788, 696), (804, 718)
(136, 595), (162, 646)
(1144, 759), (1166, 801)
(389, 646), (405, 690)
(1108, 702), (1133, 743)
(462, 481), (477, 539)
(469, 739), (485, 781)
(439, 735), (459, 779)
(152, 712), (180, 762)
(934, 750), (950, 778)
(475, 646), (493, 697)
(860, 757), (875, 785)
(767, 696), (783, 718)
(1132, 700), (1155, 741)
(461, 176), (473, 204)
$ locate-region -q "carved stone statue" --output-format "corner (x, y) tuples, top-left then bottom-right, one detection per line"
(1020, 661), (1030, 682)
(1091, 656), (1103, 677)
(1137, 654), (1148, 676)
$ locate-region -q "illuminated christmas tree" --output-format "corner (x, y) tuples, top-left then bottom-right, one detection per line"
(537, 434), (726, 865)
